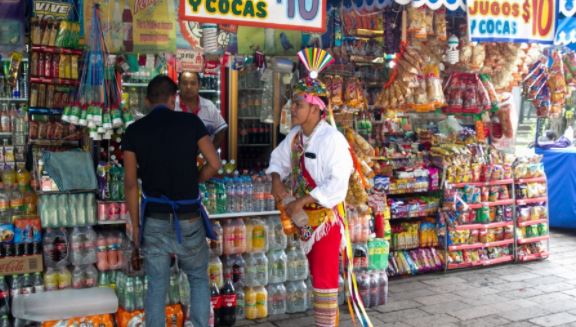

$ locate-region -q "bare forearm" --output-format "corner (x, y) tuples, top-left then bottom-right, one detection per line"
(199, 164), (218, 183)
(213, 130), (226, 150)
(126, 184), (140, 239)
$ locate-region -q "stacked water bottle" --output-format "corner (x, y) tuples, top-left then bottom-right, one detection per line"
(208, 216), (312, 323)
(0, 273), (45, 327)
(200, 170), (276, 215)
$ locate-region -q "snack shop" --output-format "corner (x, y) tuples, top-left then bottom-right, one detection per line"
(0, 0), (573, 325)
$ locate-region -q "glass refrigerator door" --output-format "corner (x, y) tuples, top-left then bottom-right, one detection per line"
(229, 66), (275, 172)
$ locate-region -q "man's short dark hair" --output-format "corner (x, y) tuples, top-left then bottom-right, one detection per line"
(147, 75), (178, 104)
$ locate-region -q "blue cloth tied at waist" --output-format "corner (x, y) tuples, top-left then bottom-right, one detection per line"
(140, 193), (216, 243)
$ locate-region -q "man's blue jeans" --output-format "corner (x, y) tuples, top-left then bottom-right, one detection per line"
(143, 217), (210, 327)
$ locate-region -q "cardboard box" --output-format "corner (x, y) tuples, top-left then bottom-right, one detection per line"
(0, 255), (43, 276)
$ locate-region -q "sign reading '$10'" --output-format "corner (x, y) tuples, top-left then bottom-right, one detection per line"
(467, 0), (556, 44)
(179, 0), (327, 32)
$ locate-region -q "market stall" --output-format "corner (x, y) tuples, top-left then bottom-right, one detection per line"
(0, 0), (569, 325)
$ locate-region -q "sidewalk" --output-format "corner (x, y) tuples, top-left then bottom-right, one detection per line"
(240, 229), (576, 327)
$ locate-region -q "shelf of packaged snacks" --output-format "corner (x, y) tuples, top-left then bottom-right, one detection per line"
(30, 77), (79, 86)
(515, 177), (547, 184)
(390, 212), (437, 220)
(516, 197), (548, 205)
(448, 179), (515, 188)
(28, 107), (64, 115)
(452, 221), (513, 230)
(209, 211), (280, 219)
(0, 97), (28, 102)
(387, 189), (433, 195)
(29, 139), (80, 147)
(448, 239), (514, 251)
(31, 45), (83, 55)
(517, 219), (549, 227)
(517, 235), (550, 245)
(517, 251), (549, 262)
(97, 219), (128, 225)
(443, 199), (515, 210)
(448, 255), (514, 270)
(370, 155), (416, 161)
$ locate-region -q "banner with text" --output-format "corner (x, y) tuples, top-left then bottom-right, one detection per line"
(467, 0), (557, 44)
(132, 0), (176, 53)
(179, 0), (327, 33)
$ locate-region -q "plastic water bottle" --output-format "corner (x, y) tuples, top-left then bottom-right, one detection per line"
(234, 219), (247, 254)
(264, 177), (275, 211)
(243, 176), (253, 212)
(56, 195), (67, 227)
(233, 174), (244, 213)
(124, 276), (135, 312)
(134, 276), (145, 310)
(225, 178), (236, 214)
(286, 281), (307, 313)
(216, 180), (227, 214)
(254, 252), (268, 287)
(369, 273), (379, 308)
(235, 284), (245, 320)
(85, 193), (96, 225)
(243, 253), (256, 287)
(268, 250), (287, 284)
(267, 283), (286, 315)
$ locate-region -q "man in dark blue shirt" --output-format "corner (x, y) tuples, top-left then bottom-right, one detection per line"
(122, 75), (221, 327)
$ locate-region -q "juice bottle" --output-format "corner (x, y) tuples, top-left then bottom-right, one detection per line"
(234, 218), (246, 254)
(250, 219), (268, 253)
(222, 219), (236, 256)
(277, 200), (296, 235)
(244, 287), (257, 320)
(255, 286), (268, 318)
(208, 254), (224, 289)
(245, 219), (253, 253)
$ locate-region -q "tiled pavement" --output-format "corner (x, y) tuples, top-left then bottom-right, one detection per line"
(240, 229), (576, 327)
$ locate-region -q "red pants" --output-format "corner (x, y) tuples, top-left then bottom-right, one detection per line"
(307, 223), (342, 290)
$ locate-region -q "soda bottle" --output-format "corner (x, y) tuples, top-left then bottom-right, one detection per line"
(124, 276), (135, 312)
(208, 254), (223, 289)
(32, 272), (44, 293)
(255, 286), (268, 318)
(210, 278), (222, 327)
(358, 272), (370, 308)
(134, 275), (144, 310)
(254, 252), (268, 287)
(244, 287), (257, 320)
(0, 276), (8, 315)
(378, 271), (388, 306)
(72, 266), (85, 289)
(233, 218), (246, 254)
(222, 219), (236, 256)
(268, 250), (287, 284)
(369, 273), (379, 308)
(85, 265), (98, 288)
(10, 275), (21, 299)
(219, 276), (237, 326)
(267, 283), (286, 315)
(44, 267), (58, 291)
(209, 300), (215, 327)
(210, 222), (223, 257)
(235, 283), (245, 320)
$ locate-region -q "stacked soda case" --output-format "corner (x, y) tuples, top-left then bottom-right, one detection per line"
(513, 156), (550, 262)
(38, 193), (97, 228)
(0, 273), (45, 327)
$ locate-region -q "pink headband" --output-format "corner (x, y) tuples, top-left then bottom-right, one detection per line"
(296, 94), (326, 110)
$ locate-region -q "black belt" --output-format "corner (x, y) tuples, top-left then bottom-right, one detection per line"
(147, 212), (201, 222)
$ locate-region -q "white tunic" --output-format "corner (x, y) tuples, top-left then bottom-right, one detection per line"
(266, 120), (354, 208)
(175, 95), (228, 138)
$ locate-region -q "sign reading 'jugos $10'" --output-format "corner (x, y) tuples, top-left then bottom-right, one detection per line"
(467, 0), (556, 44)
(179, 0), (327, 33)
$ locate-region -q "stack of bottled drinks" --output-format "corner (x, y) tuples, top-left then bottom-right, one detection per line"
(0, 273), (44, 327)
(39, 192), (97, 227)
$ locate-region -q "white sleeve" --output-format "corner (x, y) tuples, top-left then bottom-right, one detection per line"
(204, 100), (228, 134)
(309, 132), (354, 208)
(266, 132), (294, 181)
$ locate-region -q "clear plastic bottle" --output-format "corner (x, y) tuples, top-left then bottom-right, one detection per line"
(56, 194), (68, 227)
(0, 188), (11, 223)
(306, 278), (314, 310)
(267, 216), (287, 251)
(286, 280), (307, 313)
(243, 176), (253, 212)
(85, 264), (98, 288)
(249, 219), (268, 253)
(369, 273), (379, 308)
(264, 176), (276, 211)
(267, 283), (286, 315)
(254, 286), (268, 318)
(232, 254), (246, 285)
(244, 287), (257, 320)
(235, 283), (245, 320)
(225, 178), (236, 214)
(252, 177), (263, 212)
(378, 271), (388, 306)
(210, 222), (223, 257)
(287, 246), (309, 281)
(268, 250), (287, 284)
(85, 193), (97, 225)
(222, 219), (236, 256)
(358, 272), (370, 309)
(72, 265), (85, 289)
(243, 253), (256, 287)
(253, 252), (268, 287)
(234, 218), (247, 254)
(244, 219), (253, 253)
(216, 180), (227, 214)
(75, 193), (86, 226)
(70, 227), (83, 266)
(208, 254), (224, 289)
(233, 174), (244, 213)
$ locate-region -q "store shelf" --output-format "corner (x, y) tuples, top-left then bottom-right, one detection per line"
(448, 239), (514, 251)
(515, 177), (546, 184)
(209, 210), (280, 219)
(517, 235), (550, 245)
(31, 45), (83, 55)
(30, 76), (79, 86)
(448, 179), (515, 188)
(29, 139), (80, 146)
(458, 199), (515, 210)
(517, 219), (549, 227)
(371, 155), (415, 161)
(517, 251), (549, 262)
(28, 107), (64, 115)
(516, 197), (548, 205)
(448, 255), (514, 269)
(98, 219), (128, 225)
(453, 221), (514, 230)
(388, 188), (432, 195)
(390, 211), (437, 220)
(0, 98), (28, 102)
(37, 189), (96, 195)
